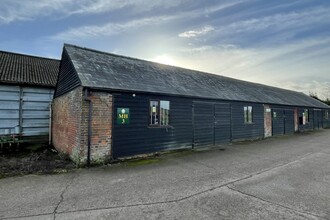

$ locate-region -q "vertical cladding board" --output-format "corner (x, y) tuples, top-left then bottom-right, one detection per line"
(0, 85), (20, 135)
(272, 108), (284, 136)
(313, 109), (322, 130)
(284, 109), (294, 134)
(231, 103), (264, 141)
(113, 93), (192, 158)
(193, 102), (214, 147)
(323, 109), (330, 128)
(54, 48), (81, 97)
(214, 103), (231, 144)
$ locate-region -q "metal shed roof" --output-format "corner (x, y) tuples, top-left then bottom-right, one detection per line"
(0, 50), (60, 87)
(64, 44), (329, 109)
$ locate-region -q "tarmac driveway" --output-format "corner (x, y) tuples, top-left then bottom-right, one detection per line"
(1, 129), (329, 219)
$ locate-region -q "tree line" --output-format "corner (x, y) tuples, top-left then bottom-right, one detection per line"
(309, 92), (330, 106)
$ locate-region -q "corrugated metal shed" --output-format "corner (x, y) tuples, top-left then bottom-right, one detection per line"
(61, 44), (329, 109)
(0, 85), (53, 136)
(0, 50), (59, 141)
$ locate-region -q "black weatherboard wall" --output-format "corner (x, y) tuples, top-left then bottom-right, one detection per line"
(113, 93), (192, 157)
(113, 92), (267, 158)
(271, 107), (295, 136)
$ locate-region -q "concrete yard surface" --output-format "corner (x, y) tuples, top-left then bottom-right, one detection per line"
(1, 129), (330, 219)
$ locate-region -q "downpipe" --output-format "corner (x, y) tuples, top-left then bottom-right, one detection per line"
(84, 88), (92, 166)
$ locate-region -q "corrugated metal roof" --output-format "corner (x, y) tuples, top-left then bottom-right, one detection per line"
(64, 44), (330, 109)
(0, 50), (60, 87)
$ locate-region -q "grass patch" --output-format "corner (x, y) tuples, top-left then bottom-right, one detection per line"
(125, 158), (161, 167)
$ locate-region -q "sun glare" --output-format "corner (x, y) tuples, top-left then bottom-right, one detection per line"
(152, 55), (177, 66)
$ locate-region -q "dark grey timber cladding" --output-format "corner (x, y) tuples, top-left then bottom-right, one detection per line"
(313, 109), (322, 129)
(214, 103), (231, 144)
(284, 109), (294, 134)
(324, 110), (330, 128)
(271, 107), (295, 136)
(272, 108), (284, 136)
(231, 103), (264, 141)
(193, 102), (214, 147)
(113, 93), (192, 158)
(193, 102), (231, 147)
(54, 48), (81, 97)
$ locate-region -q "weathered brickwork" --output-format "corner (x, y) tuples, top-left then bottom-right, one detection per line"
(80, 91), (112, 163)
(52, 86), (112, 164)
(52, 87), (82, 161)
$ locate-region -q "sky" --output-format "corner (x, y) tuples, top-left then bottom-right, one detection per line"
(1, 0), (330, 100)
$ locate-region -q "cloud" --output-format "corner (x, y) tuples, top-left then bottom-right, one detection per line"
(178, 25), (215, 38)
(213, 6), (330, 41)
(168, 36), (330, 99)
(50, 15), (177, 41)
(49, 1), (240, 41)
(0, 0), (189, 24)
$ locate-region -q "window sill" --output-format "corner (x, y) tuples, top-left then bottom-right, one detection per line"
(148, 125), (173, 129)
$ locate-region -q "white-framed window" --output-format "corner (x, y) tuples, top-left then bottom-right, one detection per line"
(303, 109), (309, 123)
(244, 106), (253, 123)
(325, 110), (329, 120)
(149, 100), (170, 126)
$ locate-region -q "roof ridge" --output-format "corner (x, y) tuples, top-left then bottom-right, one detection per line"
(0, 50), (60, 62)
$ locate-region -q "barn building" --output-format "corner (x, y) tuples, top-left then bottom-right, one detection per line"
(0, 50), (60, 144)
(52, 44), (330, 164)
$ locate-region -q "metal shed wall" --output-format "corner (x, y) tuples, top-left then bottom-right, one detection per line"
(0, 84), (53, 140)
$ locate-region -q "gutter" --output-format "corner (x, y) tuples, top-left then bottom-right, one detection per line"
(84, 88), (92, 166)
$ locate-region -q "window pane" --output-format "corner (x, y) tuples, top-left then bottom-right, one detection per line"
(244, 106), (248, 123)
(150, 101), (159, 125)
(304, 109), (309, 122)
(248, 106), (253, 123)
(160, 101), (170, 125)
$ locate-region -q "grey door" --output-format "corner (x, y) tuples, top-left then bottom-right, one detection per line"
(272, 108), (284, 136)
(193, 102), (231, 147)
(214, 103), (231, 144)
(284, 109), (294, 134)
(313, 110), (322, 129)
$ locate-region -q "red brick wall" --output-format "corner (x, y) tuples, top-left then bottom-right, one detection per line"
(264, 104), (272, 137)
(80, 91), (112, 163)
(52, 87), (83, 161)
(52, 87), (112, 164)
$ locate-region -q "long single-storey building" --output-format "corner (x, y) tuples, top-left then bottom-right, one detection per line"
(52, 44), (330, 164)
(0, 50), (60, 144)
